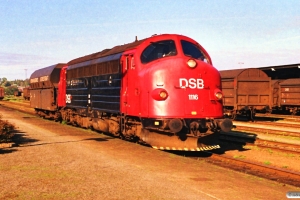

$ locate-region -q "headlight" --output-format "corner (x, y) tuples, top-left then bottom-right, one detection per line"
(187, 59), (197, 68)
(151, 88), (168, 101)
(159, 91), (168, 99)
(215, 91), (223, 100)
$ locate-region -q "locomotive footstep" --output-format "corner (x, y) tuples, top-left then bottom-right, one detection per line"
(140, 128), (220, 151)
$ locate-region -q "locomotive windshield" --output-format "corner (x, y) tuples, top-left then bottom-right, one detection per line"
(141, 40), (177, 64)
(181, 40), (209, 63)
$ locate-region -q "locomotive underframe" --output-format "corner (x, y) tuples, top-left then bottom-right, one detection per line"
(52, 107), (230, 151)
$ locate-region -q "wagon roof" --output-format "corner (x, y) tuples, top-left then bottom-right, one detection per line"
(271, 79), (286, 84)
(68, 38), (147, 66)
(30, 63), (66, 79)
(219, 69), (245, 79)
(279, 78), (300, 86)
(219, 68), (268, 79)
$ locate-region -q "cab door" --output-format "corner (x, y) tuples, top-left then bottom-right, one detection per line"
(120, 52), (140, 115)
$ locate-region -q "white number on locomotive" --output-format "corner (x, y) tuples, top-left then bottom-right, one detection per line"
(66, 94), (72, 103)
(188, 94), (198, 100)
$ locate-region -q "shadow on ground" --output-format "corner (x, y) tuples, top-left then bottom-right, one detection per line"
(169, 130), (258, 158)
(0, 129), (38, 155)
(0, 129), (113, 155)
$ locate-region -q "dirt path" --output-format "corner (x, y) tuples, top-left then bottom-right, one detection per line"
(0, 105), (298, 200)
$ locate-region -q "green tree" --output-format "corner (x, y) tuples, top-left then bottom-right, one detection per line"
(4, 81), (11, 87)
(4, 86), (18, 95)
(0, 77), (7, 86)
(1, 77), (7, 82)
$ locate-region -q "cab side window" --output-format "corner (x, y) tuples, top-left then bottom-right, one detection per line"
(141, 40), (177, 64)
(181, 40), (209, 63)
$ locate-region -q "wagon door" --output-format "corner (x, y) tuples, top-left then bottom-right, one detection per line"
(236, 69), (272, 111)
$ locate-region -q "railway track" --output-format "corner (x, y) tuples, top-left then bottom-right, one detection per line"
(233, 121), (300, 137)
(254, 120), (300, 129)
(250, 138), (300, 154)
(206, 152), (300, 187)
(2, 100), (300, 187)
(173, 126), (300, 187)
(213, 126), (300, 187)
(0, 100), (34, 115)
(256, 113), (300, 121)
(220, 132), (300, 155)
(172, 147), (300, 187)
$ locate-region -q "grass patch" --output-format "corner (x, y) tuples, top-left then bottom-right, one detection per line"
(244, 145), (260, 151)
(3, 95), (23, 102)
(283, 135), (300, 141)
(267, 148), (273, 154)
(263, 161), (271, 165)
(61, 120), (67, 125)
(285, 153), (295, 158)
(233, 155), (246, 159)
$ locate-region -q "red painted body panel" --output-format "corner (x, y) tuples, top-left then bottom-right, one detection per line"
(120, 49), (140, 115)
(58, 66), (68, 107)
(120, 34), (223, 119)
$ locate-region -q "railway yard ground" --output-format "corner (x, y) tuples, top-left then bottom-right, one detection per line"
(1, 99), (300, 199)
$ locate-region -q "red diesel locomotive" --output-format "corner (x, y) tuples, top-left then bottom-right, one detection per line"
(30, 34), (232, 151)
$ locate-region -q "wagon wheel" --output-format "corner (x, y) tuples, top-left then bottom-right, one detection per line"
(291, 108), (297, 116)
(266, 108), (272, 114)
(231, 113), (237, 120)
(265, 106), (272, 114)
(247, 109), (255, 122)
(231, 110), (237, 120)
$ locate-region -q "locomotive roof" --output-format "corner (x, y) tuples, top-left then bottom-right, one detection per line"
(30, 63), (66, 79)
(68, 38), (147, 66)
(67, 33), (208, 68)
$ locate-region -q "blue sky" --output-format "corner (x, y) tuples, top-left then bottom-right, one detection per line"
(1, 0), (299, 80)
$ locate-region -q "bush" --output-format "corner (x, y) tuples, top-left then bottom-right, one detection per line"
(0, 114), (15, 143)
(4, 85), (19, 95)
